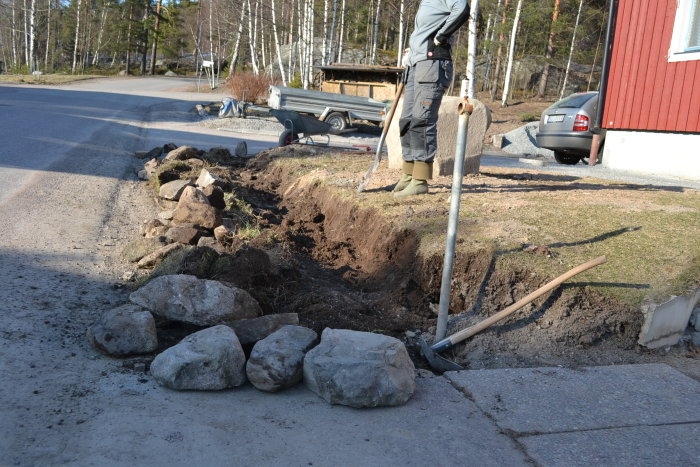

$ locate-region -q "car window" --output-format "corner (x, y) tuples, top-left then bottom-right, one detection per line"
(553, 93), (596, 109)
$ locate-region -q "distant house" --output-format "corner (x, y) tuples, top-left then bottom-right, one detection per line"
(601, 0), (700, 180)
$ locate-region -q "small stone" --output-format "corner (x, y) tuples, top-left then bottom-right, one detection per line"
(172, 203), (221, 230)
(158, 210), (175, 222)
(164, 146), (199, 161)
(227, 313), (299, 347)
(213, 225), (234, 242)
(178, 186), (210, 206)
(87, 304), (157, 356)
(195, 168), (224, 188)
(159, 180), (193, 201)
(202, 185), (226, 210)
(121, 236), (166, 263)
(143, 158), (159, 177)
(165, 223), (204, 245)
(122, 271), (136, 281)
(172, 187), (221, 229)
(137, 169), (149, 180)
(197, 236), (226, 253)
(150, 325), (246, 390)
(137, 243), (183, 269)
(235, 141), (248, 157)
(247, 325), (318, 392)
(134, 362), (147, 373)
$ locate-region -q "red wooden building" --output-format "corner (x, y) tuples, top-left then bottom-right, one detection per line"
(600, 0), (700, 179)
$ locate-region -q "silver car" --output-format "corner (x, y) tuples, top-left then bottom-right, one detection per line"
(536, 92), (605, 165)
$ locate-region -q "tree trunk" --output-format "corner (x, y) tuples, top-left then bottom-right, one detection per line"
(93, 5), (108, 66)
(321, 0), (328, 66)
(490, 0), (508, 99)
(328, 0), (338, 64)
(396, 0), (405, 65)
(270, 0), (287, 84)
(246, 0), (259, 74)
(466, 0), (478, 98)
(149, 0), (162, 74)
(501, 0), (522, 107)
(337, 0), (345, 62)
(28, 0), (35, 72)
(125, 4), (133, 75)
(230, 9), (244, 74)
(370, 0), (381, 63)
(71, 0), (83, 73)
(44, 0), (51, 70)
(587, 22), (604, 91)
(560, 0), (583, 100)
(537, 0), (560, 98)
(23, 0), (29, 66)
(141, 1), (149, 75)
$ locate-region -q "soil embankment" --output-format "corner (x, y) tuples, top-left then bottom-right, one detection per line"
(214, 147), (697, 371)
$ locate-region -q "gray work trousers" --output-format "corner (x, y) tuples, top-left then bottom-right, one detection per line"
(399, 59), (453, 163)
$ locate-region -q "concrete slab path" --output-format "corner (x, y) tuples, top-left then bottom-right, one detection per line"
(446, 363), (700, 466)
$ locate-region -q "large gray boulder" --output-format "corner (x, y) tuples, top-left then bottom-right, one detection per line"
(246, 325), (318, 392)
(129, 274), (261, 326)
(87, 304), (157, 356)
(150, 325), (246, 390)
(303, 329), (416, 408)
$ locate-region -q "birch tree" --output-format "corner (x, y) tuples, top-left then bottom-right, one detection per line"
(490, 0), (508, 98)
(270, 0), (287, 84)
(28, 0), (35, 71)
(370, 0), (381, 63)
(465, 0), (478, 98)
(559, 0), (583, 99)
(336, 0), (345, 62)
(71, 0), (83, 73)
(501, 0), (522, 107)
(246, 0), (259, 74)
(396, 0), (404, 65)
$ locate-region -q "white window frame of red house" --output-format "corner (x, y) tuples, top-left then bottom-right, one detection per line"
(669, 0), (700, 62)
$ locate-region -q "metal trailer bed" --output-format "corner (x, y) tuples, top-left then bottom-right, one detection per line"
(267, 86), (388, 131)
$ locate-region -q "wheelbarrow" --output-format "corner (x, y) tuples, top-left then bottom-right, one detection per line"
(270, 109), (340, 147)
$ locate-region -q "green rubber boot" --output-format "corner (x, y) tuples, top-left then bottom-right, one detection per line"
(392, 161), (414, 192)
(394, 161), (432, 198)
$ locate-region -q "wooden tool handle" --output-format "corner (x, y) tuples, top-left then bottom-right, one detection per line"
(447, 255), (607, 346)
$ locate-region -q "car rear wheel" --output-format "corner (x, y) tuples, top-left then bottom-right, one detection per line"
(554, 151), (582, 165)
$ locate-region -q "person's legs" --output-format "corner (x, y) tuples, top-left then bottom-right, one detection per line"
(394, 67), (416, 192)
(395, 61), (448, 198)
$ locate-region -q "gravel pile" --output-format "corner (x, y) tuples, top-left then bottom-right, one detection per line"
(198, 112), (285, 136)
(197, 112), (381, 147)
(500, 122), (554, 158)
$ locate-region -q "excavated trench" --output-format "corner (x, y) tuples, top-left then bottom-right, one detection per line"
(211, 152), (646, 370)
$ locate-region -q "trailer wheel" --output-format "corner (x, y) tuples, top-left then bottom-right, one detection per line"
(324, 112), (348, 132)
(278, 130), (299, 146)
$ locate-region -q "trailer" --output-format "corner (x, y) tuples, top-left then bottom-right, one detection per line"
(267, 86), (389, 132)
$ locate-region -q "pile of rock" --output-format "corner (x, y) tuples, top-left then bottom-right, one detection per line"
(88, 274), (415, 407)
(123, 144), (250, 274)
